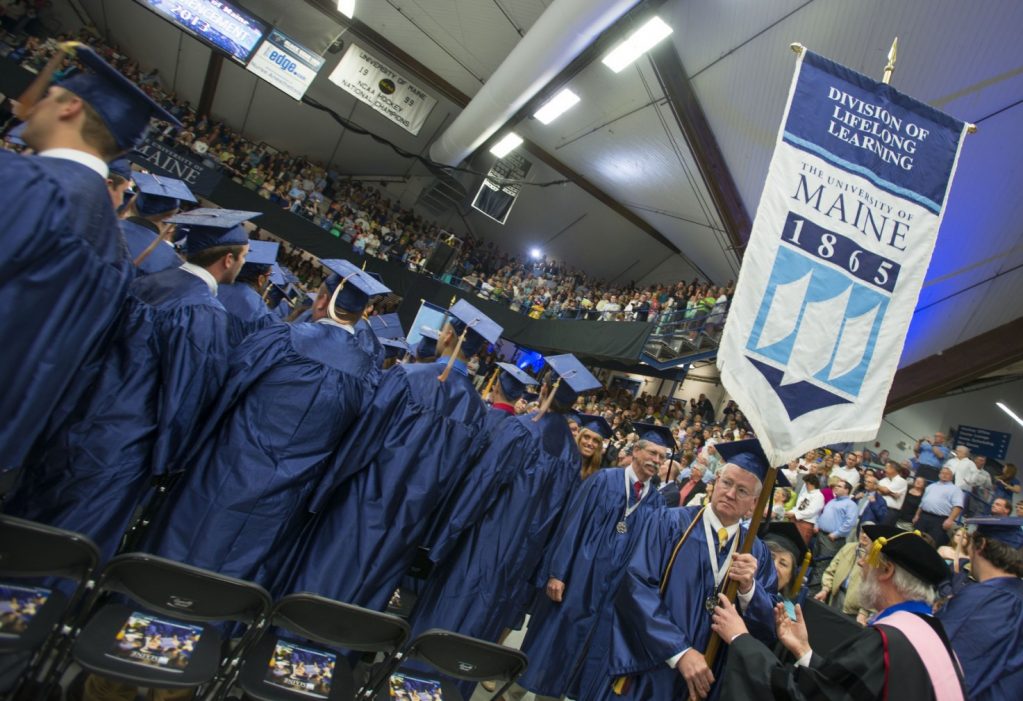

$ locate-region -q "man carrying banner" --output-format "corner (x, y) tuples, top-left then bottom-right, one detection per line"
(591, 440), (780, 701)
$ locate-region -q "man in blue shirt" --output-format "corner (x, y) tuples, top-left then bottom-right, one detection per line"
(914, 431), (950, 481)
(808, 480), (858, 592)
(913, 466), (964, 547)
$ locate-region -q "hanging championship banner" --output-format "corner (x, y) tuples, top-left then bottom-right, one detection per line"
(718, 47), (969, 465)
(328, 43), (437, 135)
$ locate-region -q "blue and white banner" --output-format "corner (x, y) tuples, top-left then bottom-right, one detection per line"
(718, 48), (969, 466)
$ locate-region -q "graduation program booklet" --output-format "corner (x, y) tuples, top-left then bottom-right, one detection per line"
(264, 640), (336, 698)
(388, 672), (443, 699)
(0, 583), (50, 637)
(106, 612), (203, 671)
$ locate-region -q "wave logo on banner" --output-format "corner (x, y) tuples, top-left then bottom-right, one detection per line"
(718, 47), (970, 465)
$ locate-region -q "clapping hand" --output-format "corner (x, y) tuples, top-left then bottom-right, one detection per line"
(774, 603), (811, 660)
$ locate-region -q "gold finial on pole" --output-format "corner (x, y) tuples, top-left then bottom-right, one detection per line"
(789, 42), (804, 55)
(882, 37), (898, 84)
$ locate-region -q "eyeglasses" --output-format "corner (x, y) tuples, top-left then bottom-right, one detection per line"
(716, 477), (755, 500)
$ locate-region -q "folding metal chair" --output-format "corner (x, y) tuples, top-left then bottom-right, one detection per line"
(0, 515), (100, 700)
(61, 553), (271, 700)
(234, 592), (410, 701)
(361, 629), (528, 701)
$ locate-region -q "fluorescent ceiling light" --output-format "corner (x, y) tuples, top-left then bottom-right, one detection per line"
(533, 88), (581, 125)
(997, 402), (1023, 428)
(490, 132), (523, 158)
(602, 16), (673, 73)
(337, 0), (355, 18)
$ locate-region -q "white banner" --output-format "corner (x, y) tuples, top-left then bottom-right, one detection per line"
(717, 48), (968, 466)
(328, 43), (437, 135)
(246, 28), (325, 101)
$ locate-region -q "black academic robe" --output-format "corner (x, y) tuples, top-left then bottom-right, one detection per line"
(718, 605), (967, 701)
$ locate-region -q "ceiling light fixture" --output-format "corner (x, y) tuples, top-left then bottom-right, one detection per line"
(602, 16), (673, 73)
(529, 247), (542, 259)
(997, 402), (1023, 428)
(533, 88), (581, 125)
(337, 0), (355, 18)
(490, 132), (523, 158)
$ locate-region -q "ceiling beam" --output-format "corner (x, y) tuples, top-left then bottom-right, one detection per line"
(648, 41), (752, 255)
(886, 316), (1023, 413)
(302, 0), (682, 255)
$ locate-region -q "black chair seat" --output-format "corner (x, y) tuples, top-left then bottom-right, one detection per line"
(373, 668), (461, 701)
(238, 633), (353, 701)
(0, 583), (67, 653)
(73, 603), (222, 689)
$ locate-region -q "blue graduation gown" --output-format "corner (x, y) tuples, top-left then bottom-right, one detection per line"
(120, 218), (181, 276)
(937, 576), (1023, 701)
(0, 152), (132, 470)
(482, 404), (517, 435)
(217, 281), (277, 345)
(408, 412), (581, 644)
(587, 506), (778, 701)
(354, 317), (385, 384)
(145, 320), (375, 585)
(279, 359), (488, 610)
(8, 268), (231, 562)
(518, 469), (665, 698)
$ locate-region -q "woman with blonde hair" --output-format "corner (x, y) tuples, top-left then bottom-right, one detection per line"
(576, 413), (612, 480)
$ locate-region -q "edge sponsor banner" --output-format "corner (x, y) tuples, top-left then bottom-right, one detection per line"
(246, 28), (324, 101)
(717, 48), (969, 465)
(471, 152), (532, 225)
(328, 43), (437, 135)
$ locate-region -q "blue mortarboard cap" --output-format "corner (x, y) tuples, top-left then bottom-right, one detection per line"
(379, 336), (409, 358)
(132, 172), (196, 216)
(577, 412), (613, 440)
(545, 354), (600, 404)
(446, 300), (502, 355)
(632, 421), (677, 451)
(966, 516), (1023, 549)
(58, 44), (180, 150)
(495, 361), (537, 401)
(715, 438), (790, 488)
(268, 263), (286, 287)
(321, 259), (392, 313)
(368, 313), (405, 340)
(245, 240), (280, 267)
(414, 326), (440, 360)
(165, 208), (258, 254)
(108, 157), (133, 180)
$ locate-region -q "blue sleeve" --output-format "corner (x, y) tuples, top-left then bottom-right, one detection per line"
(546, 472), (609, 582)
(838, 503), (858, 535)
(428, 421), (532, 564)
(610, 510), (692, 674)
(151, 307), (231, 475)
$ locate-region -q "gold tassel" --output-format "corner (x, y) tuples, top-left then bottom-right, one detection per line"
(327, 273), (355, 324)
(481, 367), (500, 400)
(612, 676), (630, 695)
(532, 378), (562, 422)
(867, 529), (920, 569)
(362, 260), (367, 270)
(791, 550), (813, 597)
(437, 327), (468, 382)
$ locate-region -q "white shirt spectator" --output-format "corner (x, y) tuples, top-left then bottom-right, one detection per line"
(878, 473), (908, 510)
(790, 488), (825, 524)
(945, 452), (979, 490)
(831, 465), (861, 490)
